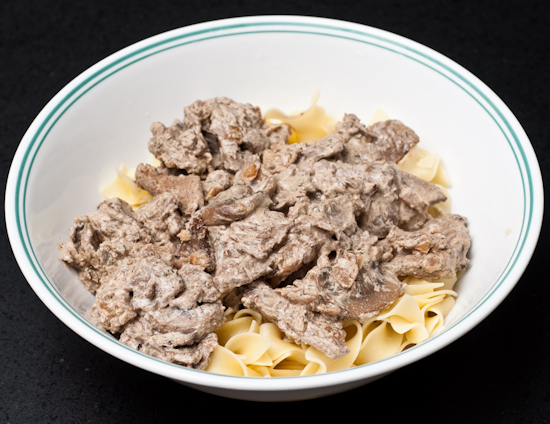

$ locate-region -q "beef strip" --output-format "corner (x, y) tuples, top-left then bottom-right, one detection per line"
(60, 197), (155, 293)
(173, 215), (216, 272)
(173, 263), (221, 307)
(241, 282), (350, 360)
(134, 163), (204, 216)
(233, 162), (278, 199)
(89, 255), (184, 333)
(209, 224), (275, 296)
(278, 249), (403, 323)
(88, 248), (225, 370)
(337, 114), (420, 164)
(380, 214), (471, 280)
(133, 192), (186, 265)
(357, 161), (447, 237)
(120, 323), (219, 370)
(148, 120), (211, 175)
(183, 97), (271, 172)
(264, 122), (292, 145)
(198, 184), (272, 226)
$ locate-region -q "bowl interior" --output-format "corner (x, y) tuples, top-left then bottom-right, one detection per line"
(11, 18), (540, 394)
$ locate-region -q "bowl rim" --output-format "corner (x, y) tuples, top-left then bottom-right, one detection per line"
(5, 15), (544, 393)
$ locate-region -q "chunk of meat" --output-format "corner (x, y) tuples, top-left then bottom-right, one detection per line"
(241, 282), (350, 360)
(133, 192), (185, 265)
(209, 225), (273, 295)
(198, 184), (272, 226)
(173, 215), (216, 272)
(89, 255), (184, 333)
(225, 207), (293, 260)
(381, 214), (471, 280)
(133, 192), (184, 240)
(358, 161), (447, 237)
(148, 120), (211, 175)
(279, 249), (403, 323)
(135, 163), (204, 216)
(267, 223), (332, 286)
(338, 114), (419, 164)
(261, 134), (345, 174)
(60, 198), (154, 293)
(173, 263), (221, 308)
(264, 122), (292, 145)
(184, 97), (271, 172)
(120, 323), (219, 370)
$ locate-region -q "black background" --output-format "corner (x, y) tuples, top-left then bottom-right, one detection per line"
(1, 0), (549, 422)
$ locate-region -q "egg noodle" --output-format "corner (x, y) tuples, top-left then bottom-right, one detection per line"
(101, 96), (458, 377)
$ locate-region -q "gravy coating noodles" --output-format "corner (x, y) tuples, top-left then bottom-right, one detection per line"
(96, 99), (462, 377)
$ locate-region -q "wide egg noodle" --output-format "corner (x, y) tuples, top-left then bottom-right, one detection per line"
(264, 91), (338, 144)
(205, 345), (249, 376)
(224, 333), (273, 367)
(101, 164), (153, 208)
(304, 320), (363, 374)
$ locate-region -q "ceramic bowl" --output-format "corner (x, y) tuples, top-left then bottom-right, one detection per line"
(5, 16), (543, 401)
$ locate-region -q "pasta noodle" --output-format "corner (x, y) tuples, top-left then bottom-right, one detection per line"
(264, 91), (338, 143)
(101, 164), (153, 208)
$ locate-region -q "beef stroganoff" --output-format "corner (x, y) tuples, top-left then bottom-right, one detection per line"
(60, 97), (470, 376)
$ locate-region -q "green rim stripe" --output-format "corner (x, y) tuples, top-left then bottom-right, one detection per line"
(14, 21), (533, 379)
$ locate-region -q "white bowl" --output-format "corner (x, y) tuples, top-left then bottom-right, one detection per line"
(5, 16), (543, 401)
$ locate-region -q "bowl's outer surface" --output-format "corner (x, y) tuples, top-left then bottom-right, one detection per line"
(5, 16), (544, 401)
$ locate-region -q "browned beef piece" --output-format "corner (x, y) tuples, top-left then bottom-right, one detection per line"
(133, 192), (184, 240)
(89, 252), (225, 370)
(224, 207), (293, 261)
(198, 184), (272, 226)
(267, 228), (328, 286)
(120, 323), (220, 370)
(311, 160), (376, 214)
(207, 208), (288, 295)
(142, 302), (225, 341)
(381, 214), (471, 280)
(338, 114), (419, 164)
(135, 163), (204, 216)
(173, 215), (216, 272)
(183, 97), (271, 172)
(261, 134), (345, 174)
(89, 255), (184, 333)
(60, 198), (155, 293)
(269, 164), (315, 211)
(133, 192), (186, 265)
(266, 197), (347, 285)
(261, 143), (301, 174)
(358, 161), (447, 237)
(309, 159), (446, 238)
(148, 120), (211, 175)
(173, 263), (221, 307)
(279, 250), (403, 323)
(241, 282), (350, 360)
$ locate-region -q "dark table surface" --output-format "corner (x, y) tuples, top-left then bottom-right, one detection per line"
(2, 0), (549, 422)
